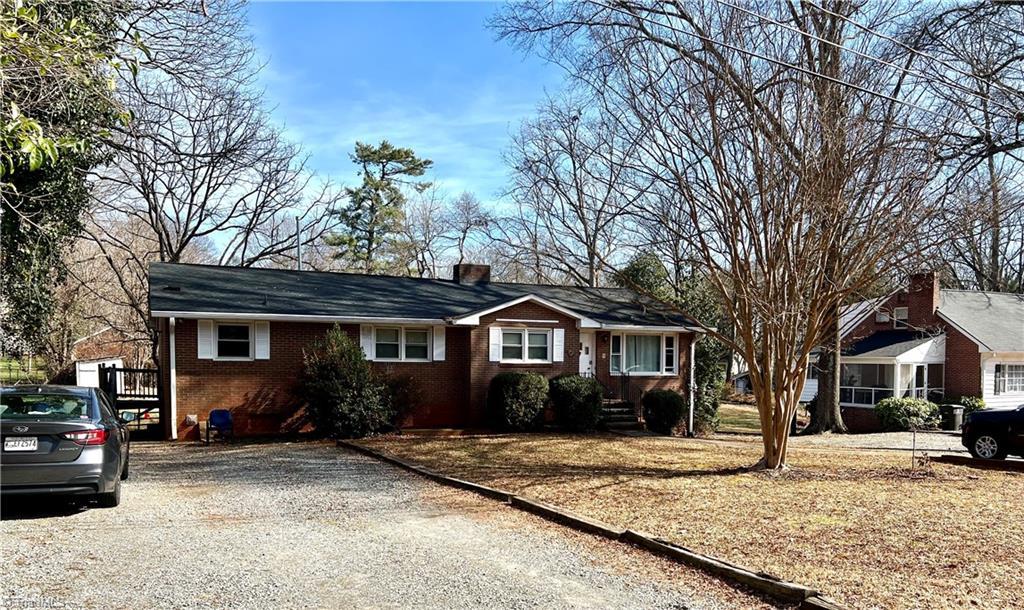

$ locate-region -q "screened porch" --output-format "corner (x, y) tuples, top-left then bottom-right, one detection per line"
(839, 362), (944, 407)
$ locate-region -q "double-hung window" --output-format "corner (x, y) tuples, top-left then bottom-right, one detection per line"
(996, 364), (1024, 394)
(892, 307), (909, 328)
(374, 328), (401, 359)
(500, 329), (550, 363)
(216, 323), (252, 359)
(374, 327), (431, 362)
(610, 333), (678, 375)
(404, 329), (429, 360)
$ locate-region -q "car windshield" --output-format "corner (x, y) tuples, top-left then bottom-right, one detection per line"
(0, 392), (93, 421)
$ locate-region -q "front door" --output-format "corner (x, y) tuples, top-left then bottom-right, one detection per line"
(579, 332), (595, 375)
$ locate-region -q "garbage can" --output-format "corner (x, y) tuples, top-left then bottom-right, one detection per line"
(940, 404), (964, 431)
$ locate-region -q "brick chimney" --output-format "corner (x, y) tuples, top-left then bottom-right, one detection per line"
(907, 270), (940, 325)
(452, 263), (491, 285)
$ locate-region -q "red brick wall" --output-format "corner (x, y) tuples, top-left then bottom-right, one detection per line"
(840, 406), (882, 433)
(907, 272), (940, 328)
(166, 320), (474, 439)
(942, 325), (982, 399)
(467, 302), (581, 426)
(359, 326), (472, 428)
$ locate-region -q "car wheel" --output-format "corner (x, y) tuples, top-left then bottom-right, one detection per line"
(97, 479), (121, 508)
(969, 434), (1007, 460)
(120, 452), (130, 481)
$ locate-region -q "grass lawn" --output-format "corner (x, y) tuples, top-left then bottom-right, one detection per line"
(717, 402), (809, 435)
(717, 402), (763, 434)
(360, 433), (1024, 610)
(0, 358), (47, 384)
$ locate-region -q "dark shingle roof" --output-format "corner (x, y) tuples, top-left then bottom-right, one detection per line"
(148, 263), (698, 328)
(843, 330), (934, 358)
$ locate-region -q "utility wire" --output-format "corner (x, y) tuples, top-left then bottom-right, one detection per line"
(801, 0), (1023, 104)
(591, 0), (1005, 138)
(711, 0), (1022, 121)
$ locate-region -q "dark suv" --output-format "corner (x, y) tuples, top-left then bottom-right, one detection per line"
(961, 404), (1024, 460)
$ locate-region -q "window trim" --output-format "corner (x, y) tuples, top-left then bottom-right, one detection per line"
(499, 328), (552, 364)
(214, 321), (254, 361)
(999, 364), (1024, 394)
(610, 333), (679, 377)
(372, 326), (432, 363)
(892, 307), (909, 329)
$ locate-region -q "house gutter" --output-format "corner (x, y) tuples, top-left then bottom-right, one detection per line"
(150, 311), (446, 326)
(168, 317), (178, 441)
(688, 336), (697, 437)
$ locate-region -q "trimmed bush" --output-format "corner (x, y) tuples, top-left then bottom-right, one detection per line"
(873, 397), (940, 431)
(949, 395), (985, 416)
(487, 372), (549, 431)
(549, 374), (603, 432)
(642, 389), (687, 435)
(300, 325), (393, 438)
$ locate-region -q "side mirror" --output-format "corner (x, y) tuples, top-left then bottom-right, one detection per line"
(120, 411), (136, 423)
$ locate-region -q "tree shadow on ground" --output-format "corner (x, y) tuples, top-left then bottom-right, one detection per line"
(1, 497), (89, 521)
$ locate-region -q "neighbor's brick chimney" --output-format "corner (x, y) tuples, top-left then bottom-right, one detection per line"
(907, 270), (940, 326)
(453, 263), (491, 285)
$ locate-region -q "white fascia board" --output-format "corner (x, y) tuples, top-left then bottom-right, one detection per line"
(448, 294), (601, 328)
(150, 311), (446, 325)
(601, 324), (704, 333)
(895, 336), (946, 364)
(839, 355), (899, 365)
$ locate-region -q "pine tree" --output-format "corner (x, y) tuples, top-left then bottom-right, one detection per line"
(328, 141), (432, 273)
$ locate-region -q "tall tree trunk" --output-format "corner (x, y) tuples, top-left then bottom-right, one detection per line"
(985, 149), (1001, 291)
(805, 306), (847, 434)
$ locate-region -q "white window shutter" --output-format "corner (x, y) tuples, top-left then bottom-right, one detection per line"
(432, 326), (446, 361)
(197, 320), (213, 359)
(254, 322), (270, 359)
(553, 328), (565, 362)
(360, 325), (374, 359)
(489, 328), (502, 362)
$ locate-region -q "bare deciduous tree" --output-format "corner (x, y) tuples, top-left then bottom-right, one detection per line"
(497, 0), (948, 468)
(81, 0), (340, 361)
(502, 95), (646, 287)
(912, 2), (1024, 292)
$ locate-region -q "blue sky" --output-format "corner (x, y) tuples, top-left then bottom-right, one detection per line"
(247, 1), (565, 202)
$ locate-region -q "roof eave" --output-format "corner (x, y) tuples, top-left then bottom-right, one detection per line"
(149, 310), (448, 325)
(447, 294), (602, 328)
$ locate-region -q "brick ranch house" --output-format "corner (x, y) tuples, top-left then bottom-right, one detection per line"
(800, 272), (1024, 432)
(148, 262), (703, 440)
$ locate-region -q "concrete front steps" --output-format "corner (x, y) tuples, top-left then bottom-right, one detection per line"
(601, 400), (643, 431)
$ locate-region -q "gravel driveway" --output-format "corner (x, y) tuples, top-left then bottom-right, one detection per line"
(1, 441), (778, 610)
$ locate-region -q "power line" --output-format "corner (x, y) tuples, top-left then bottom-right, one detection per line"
(801, 0), (1023, 103)
(591, 0), (1003, 138)
(711, 0), (1022, 121)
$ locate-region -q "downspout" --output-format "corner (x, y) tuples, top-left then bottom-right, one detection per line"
(688, 334), (697, 437)
(169, 317), (178, 440)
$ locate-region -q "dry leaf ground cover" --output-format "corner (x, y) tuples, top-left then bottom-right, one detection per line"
(359, 433), (1024, 610)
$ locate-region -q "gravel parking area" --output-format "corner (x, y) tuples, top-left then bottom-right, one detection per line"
(1, 441), (779, 610)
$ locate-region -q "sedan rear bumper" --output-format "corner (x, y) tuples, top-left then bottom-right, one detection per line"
(1, 484), (98, 496)
(1, 446), (117, 494)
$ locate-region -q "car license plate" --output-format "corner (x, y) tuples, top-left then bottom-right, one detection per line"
(3, 437), (38, 452)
